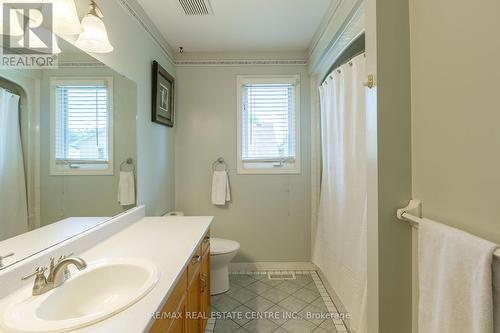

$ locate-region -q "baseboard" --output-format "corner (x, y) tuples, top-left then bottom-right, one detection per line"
(228, 262), (316, 272)
(316, 267), (356, 333)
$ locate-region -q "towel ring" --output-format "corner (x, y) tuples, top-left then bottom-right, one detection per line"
(212, 157), (228, 171)
(120, 158), (135, 172)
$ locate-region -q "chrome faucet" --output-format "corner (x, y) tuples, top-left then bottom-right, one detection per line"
(22, 256), (87, 296)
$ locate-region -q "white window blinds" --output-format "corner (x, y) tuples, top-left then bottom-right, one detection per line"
(54, 83), (109, 163)
(241, 83), (296, 161)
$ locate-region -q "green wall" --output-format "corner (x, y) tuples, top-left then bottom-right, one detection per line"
(376, 0), (413, 331)
(39, 66), (137, 225)
(76, 0), (177, 216)
(175, 63), (311, 262)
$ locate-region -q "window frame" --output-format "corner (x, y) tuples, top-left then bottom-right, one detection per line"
(236, 75), (301, 175)
(49, 77), (114, 176)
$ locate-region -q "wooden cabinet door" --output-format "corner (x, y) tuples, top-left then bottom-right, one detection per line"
(169, 295), (186, 333)
(149, 234), (210, 333)
(199, 249), (210, 332)
(149, 272), (187, 333)
(186, 267), (201, 333)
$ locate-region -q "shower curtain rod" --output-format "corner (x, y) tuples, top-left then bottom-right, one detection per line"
(397, 200), (500, 258)
(0, 87), (19, 96)
(321, 33), (366, 84)
(322, 51), (366, 84)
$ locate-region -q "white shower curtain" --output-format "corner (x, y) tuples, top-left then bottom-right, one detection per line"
(314, 54), (367, 333)
(0, 88), (28, 241)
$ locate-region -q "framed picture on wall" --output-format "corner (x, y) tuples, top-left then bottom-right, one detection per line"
(152, 60), (175, 127)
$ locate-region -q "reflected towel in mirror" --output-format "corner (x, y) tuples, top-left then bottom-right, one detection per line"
(118, 171), (135, 206)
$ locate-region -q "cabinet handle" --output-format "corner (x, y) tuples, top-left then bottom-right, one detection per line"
(200, 273), (207, 292)
(192, 255), (201, 264)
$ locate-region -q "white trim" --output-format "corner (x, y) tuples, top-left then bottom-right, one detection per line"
(310, 74), (321, 256)
(308, 0), (344, 57)
(308, 0), (365, 76)
(49, 77), (114, 176)
(311, 270), (350, 332)
(236, 74), (302, 175)
(58, 61), (106, 68)
(228, 262), (316, 272)
(175, 59), (308, 67)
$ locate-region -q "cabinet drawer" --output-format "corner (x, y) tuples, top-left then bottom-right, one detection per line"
(187, 246), (202, 284)
(149, 271), (187, 333)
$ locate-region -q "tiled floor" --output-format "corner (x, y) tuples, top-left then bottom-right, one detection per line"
(205, 271), (348, 333)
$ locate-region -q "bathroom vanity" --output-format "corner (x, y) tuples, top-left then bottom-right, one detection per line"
(0, 208), (213, 333)
(150, 232), (211, 333)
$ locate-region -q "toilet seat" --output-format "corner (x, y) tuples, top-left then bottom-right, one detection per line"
(210, 238), (240, 255)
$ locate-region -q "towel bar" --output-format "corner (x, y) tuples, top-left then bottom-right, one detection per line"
(397, 200), (500, 258)
(120, 158), (135, 172)
(212, 157), (228, 171)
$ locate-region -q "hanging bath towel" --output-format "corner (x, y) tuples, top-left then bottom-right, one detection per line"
(118, 171), (136, 206)
(419, 218), (498, 333)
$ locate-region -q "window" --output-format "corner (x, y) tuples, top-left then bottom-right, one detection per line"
(237, 75), (300, 174)
(50, 77), (113, 175)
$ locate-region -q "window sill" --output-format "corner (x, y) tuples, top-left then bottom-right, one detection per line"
(237, 161), (301, 175)
(50, 163), (114, 176)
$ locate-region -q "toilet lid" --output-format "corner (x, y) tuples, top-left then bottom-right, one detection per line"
(210, 238), (240, 255)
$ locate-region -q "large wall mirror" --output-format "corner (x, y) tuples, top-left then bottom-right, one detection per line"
(0, 36), (138, 270)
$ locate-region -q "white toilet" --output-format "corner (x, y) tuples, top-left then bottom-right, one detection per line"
(210, 238), (240, 295)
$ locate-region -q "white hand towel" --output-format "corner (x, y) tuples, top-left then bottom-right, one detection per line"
(211, 171), (231, 206)
(418, 218), (499, 333)
(118, 171), (135, 206)
(493, 259), (500, 333)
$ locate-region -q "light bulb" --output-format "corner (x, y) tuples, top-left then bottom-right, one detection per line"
(75, 13), (113, 53)
(51, 0), (82, 35)
(16, 1), (81, 35)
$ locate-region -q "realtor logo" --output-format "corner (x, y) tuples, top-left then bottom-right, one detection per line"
(1, 2), (58, 68)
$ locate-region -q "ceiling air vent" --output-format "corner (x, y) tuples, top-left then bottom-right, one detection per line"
(178, 0), (214, 15)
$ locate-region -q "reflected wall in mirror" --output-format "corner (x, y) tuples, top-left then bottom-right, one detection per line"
(0, 37), (137, 270)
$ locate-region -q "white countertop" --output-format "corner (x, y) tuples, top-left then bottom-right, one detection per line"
(0, 216), (213, 333)
(0, 217), (110, 270)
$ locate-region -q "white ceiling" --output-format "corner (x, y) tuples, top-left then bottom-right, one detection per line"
(136, 0), (332, 54)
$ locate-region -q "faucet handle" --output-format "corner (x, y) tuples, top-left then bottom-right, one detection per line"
(57, 254), (74, 283)
(21, 267), (47, 281)
(58, 253), (74, 262)
(21, 267), (51, 296)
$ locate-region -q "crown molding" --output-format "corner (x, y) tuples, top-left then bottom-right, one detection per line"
(58, 60), (106, 68)
(115, 0), (176, 64)
(308, 0), (364, 75)
(308, 0), (344, 58)
(175, 59), (308, 67)
(115, 0), (312, 68)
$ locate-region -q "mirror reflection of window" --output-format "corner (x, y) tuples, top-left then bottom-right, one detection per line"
(0, 35), (137, 270)
(50, 77), (114, 175)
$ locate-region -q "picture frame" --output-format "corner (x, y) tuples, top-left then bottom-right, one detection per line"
(152, 60), (175, 127)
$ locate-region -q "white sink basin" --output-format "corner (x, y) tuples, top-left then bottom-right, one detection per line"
(2, 258), (159, 332)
